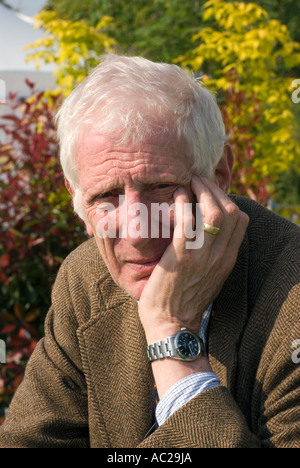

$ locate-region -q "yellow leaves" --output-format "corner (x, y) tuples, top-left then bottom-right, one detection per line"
(60, 75), (76, 92)
(96, 15), (114, 30)
(47, 192), (57, 205)
(26, 11), (117, 96)
(187, 56), (204, 71)
(36, 121), (45, 134)
(176, 0), (300, 186)
(285, 52), (300, 69)
(202, 0), (268, 33)
(202, 7), (215, 23)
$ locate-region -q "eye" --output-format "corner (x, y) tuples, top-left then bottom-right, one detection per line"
(154, 184), (174, 190)
(88, 191), (120, 207)
(96, 190), (122, 201)
(98, 191), (115, 199)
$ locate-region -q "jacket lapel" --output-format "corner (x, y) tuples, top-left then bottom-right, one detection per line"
(78, 277), (154, 448)
(208, 233), (249, 394)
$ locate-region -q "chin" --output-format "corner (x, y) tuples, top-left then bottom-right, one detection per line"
(122, 277), (150, 301)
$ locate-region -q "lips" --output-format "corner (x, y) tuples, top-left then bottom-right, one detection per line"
(125, 255), (162, 275)
(127, 258), (160, 264)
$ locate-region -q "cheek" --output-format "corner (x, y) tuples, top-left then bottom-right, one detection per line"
(87, 205), (118, 237)
(86, 206), (99, 227)
(87, 207), (120, 266)
(94, 234), (118, 272)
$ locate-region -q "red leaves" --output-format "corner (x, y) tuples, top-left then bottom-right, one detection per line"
(0, 255), (10, 268)
(28, 237), (45, 248)
(0, 84), (87, 417)
(13, 303), (23, 320)
(1, 324), (16, 334)
(25, 78), (35, 90)
(24, 309), (40, 323)
(220, 75), (272, 206)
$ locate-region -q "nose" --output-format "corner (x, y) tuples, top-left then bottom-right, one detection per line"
(118, 191), (152, 247)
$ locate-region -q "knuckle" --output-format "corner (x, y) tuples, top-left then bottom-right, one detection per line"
(240, 211), (250, 226)
(226, 202), (240, 219)
(209, 208), (224, 227)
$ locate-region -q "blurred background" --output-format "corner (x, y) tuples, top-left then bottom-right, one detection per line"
(0, 0), (300, 422)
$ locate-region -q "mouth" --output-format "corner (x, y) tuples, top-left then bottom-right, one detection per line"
(125, 256), (162, 275)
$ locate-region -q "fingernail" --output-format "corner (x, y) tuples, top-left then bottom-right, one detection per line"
(173, 188), (187, 201)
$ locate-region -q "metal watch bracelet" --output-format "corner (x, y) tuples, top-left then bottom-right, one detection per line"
(147, 337), (175, 361)
(147, 332), (204, 362)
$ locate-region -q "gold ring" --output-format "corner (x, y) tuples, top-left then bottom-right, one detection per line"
(203, 223), (220, 236)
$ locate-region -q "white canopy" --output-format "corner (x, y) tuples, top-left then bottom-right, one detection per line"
(0, 3), (54, 98)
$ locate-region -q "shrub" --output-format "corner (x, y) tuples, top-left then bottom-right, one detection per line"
(0, 83), (86, 421)
(177, 0), (300, 205)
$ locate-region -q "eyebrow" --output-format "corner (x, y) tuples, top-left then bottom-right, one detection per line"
(85, 176), (189, 207)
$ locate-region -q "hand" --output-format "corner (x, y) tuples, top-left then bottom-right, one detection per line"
(138, 175), (249, 344)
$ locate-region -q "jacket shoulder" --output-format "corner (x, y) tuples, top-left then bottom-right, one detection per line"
(61, 237), (101, 268)
(230, 195), (300, 251)
(51, 238), (112, 325)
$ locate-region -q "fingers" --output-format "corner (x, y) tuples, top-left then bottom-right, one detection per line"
(191, 176), (224, 231)
(172, 187), (193, 251)
(191, 175), (249, 244)
(171, 175), (249, 260)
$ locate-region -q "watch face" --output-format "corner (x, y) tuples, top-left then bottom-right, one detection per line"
(175, 331), (202, 360)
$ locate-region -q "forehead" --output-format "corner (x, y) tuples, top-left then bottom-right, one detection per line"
(75, 129), (192, 186)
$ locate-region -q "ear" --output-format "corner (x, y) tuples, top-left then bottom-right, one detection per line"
(214, 143), (234, 193)
(85, 224), (95, 237)
(64, 177), (94, 237)
(64, 177), (75, 197)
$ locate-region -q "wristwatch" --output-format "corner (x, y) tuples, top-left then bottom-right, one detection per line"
(147, 328), (204, 362)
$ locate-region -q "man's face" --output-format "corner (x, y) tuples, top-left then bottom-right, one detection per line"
(75, 131), (195, 300)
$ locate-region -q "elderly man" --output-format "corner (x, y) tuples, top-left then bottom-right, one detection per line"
(0, 54), (299, 448)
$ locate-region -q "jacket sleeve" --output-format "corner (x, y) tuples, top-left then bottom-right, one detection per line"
(139, 282), (300, 449)
(0, 264), (89, 448)
(138, 386), (261, 448)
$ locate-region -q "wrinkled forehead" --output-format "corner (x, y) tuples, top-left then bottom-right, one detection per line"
(74, 123), (188, 165)
(73, 126), (194, 195)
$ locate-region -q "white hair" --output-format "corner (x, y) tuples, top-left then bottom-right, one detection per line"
(56, 54), (227, 219)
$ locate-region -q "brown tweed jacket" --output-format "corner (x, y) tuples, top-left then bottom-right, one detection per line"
(0, 196), (299, 448)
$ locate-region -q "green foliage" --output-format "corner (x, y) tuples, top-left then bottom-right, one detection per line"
(177, 0), (300, 203)
(45, 0), (208, 62)
(0, 84), (87, 419)
(45, 0), (300, 63)
(243, 0), (300, 44)
(25, 11), (116, 95)
(44, 0), (106, 26)
(272, 169), (300, 224)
